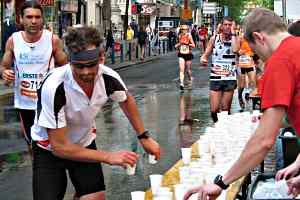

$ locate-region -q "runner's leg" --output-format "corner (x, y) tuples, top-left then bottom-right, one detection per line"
(185, 60), (193, 81)
(221, 90), (235, 113)
(18, 109), (35, 156)
(179, 57), (186, 89)
(210, 90), (222, 122)
(238, 74), (246, 109)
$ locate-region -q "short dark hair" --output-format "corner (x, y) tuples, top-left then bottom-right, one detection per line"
(64, 26), (103, 54)
(243, 8), (287, 43)
(288, 21), (300, 36)
(222, 16), (233, 24)
(21, 0), (43, 17)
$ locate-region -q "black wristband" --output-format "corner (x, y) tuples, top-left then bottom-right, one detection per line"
(231, 33), (237, 37)
(137, 130), (150, 140)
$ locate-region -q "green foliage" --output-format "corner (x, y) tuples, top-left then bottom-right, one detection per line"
(209, 0), (274, 23)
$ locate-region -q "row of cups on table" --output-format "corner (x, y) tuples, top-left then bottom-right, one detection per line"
(130, 111), (262, 199)
(131, 174), (199, 200)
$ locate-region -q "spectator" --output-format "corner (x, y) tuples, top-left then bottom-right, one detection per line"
(138, 26), (148, 61)
(105, 29), (114, 53)
(126, 25), (134, 55)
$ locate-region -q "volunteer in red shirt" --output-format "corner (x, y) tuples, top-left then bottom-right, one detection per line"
(184, 8), (300, 199)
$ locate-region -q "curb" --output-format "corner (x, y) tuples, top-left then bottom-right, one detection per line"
(108, 51), (176, 71)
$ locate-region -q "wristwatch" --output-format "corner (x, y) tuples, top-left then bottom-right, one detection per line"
(214, 175), (229, 190)
(137, 130), (150, 140)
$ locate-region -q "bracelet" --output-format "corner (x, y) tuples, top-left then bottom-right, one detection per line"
(137, 130), (150, 140)
(231, 33), (237, 37)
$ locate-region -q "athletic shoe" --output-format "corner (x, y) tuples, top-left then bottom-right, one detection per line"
(180, 84), (184, 90)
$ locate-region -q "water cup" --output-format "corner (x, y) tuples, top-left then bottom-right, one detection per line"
(174, 184), (188, 200)
(126, 164), (136, 175)
(150, 174), (163, 195)
(181, 147), (192, 165)
(156, 187), (172, 199)
(275, 180), (290, 197)
(149, 154), (158, 164)
(179, 166), (190, 183)
(198, 140), (209, 156)
(131, 191), (145, 200)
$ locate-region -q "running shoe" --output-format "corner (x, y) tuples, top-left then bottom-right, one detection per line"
(180, 84), (184, 91)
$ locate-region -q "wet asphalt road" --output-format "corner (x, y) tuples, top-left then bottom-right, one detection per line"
(0, 50), (242, 200)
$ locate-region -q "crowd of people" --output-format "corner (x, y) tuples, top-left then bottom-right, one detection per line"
(2, 0), (300, 199)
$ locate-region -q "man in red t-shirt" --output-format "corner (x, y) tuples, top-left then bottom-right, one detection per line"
(184, 8), (300, 199)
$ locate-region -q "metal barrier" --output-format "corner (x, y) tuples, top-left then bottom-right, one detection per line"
(109, 39), (174, 65)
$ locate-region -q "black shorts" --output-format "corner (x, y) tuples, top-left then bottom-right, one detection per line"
(17, 109), (35, 145)
(32, 140), (105, 200)
(241, 67), (255, 74)
(209, 80), (237, 92)
(178, 53), (194, 61)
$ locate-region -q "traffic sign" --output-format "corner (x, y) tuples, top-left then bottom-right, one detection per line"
(181, 9), (192, 20)
(203, 2), (216, 14)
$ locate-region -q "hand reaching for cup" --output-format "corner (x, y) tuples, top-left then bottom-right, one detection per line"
(106, 151), (139, 168)
(276, 162), (300, 181)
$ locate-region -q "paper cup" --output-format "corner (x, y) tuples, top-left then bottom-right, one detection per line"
(181, 148), (192, 165)
(198, 140), (209, 156)
(179, 166), (190, 183)
(150, 174), (163, 195)
(126, 164), (136, 175)
(149, 154), (158, 164)
(131, 191), (145, 200)
(174, 184), (187, 200)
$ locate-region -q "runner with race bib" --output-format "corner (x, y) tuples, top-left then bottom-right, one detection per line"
(0, 1), (67, 153)
(175, 24), (195, 91)
(200, 16), (240, 122)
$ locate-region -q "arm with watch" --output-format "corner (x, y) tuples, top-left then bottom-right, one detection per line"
(119, 93), (161, 160)
(231, 21), (241, 53)
(184, 107), (286, 200)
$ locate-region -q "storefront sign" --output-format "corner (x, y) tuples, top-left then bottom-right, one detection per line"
(61, 0), (78, 12)
(181, 8), (192, 20)
(137, 0), (156, 4)
(38, 0), (54, 6)
(141, 5), (156, 15)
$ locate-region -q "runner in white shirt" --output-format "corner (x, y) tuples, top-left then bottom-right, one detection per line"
(200, 16), (240, 123)
(31, 26), (161, 200)
(0, 1), (67, 153)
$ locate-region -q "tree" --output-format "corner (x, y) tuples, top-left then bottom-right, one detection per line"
(213, 0), (274, 23)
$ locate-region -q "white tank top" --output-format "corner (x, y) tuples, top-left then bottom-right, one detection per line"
(210, 34), (237, 81)
(12, 30), (54, 110)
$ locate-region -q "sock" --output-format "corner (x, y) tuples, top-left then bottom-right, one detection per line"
(238, 88), (244, 100)
(211, 112), (218, 123)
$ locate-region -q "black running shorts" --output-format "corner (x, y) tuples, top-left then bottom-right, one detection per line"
(178, 53), (194, 61)
(32, 140), (105, 200)
(209, 80), (237, 92)
(240, 67), (255, 74)
(17, 109), (35, 145)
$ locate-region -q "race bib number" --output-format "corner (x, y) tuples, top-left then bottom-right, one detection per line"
(180, 44), (190, 54)
(211, 60), (236, 80)
(239, 55), (253, 67)
(19, 73), (44, 99)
